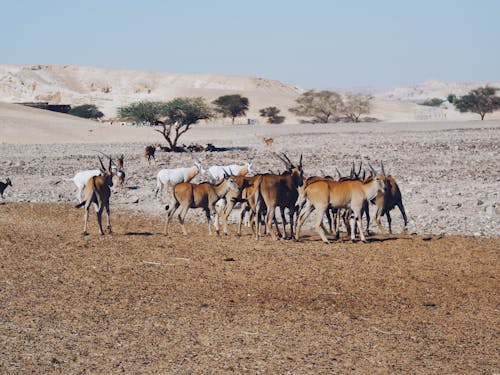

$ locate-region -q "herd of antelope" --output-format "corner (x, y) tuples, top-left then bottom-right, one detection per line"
(68, 147), (407, 243)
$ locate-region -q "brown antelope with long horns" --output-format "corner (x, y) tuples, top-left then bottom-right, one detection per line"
(372, 162), (408, 234)
(295, 168), (386, 243)
(75, 156), (115, 235)
(254, 153), (304, 240)
(164, 176), (240, 236)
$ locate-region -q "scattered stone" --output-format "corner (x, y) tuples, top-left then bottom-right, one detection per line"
(477, 199), (484, 206)
(130, 196), (139, 204)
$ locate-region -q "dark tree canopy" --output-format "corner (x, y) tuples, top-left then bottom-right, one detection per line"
(117, 101), (166, 125)
(68, 104), (104, 119)
(453, 86), (500, 120)
(289, 90), (343, 123)
(154, 97), (213, 150)
(419, 98), (444, 107)
(259, 106), (285, 124)
(212, 94), (249, 124)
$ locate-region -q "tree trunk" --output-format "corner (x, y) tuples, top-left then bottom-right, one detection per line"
(480, 113), (485, 120)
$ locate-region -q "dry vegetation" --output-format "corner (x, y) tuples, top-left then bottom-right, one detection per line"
(1, 203), (498, 373)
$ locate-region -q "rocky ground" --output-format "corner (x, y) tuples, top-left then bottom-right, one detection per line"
(0, 121), (499, 236)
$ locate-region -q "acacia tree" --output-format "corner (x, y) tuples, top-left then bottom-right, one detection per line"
(117, 101), (166, 125)
(342, 94), (372, 122)
(155, 97), (212, 150)
(212, 94), (249, 124)
(452, 86), (500, 120)
(290, 90), (343, 123)
(259, 106), (285, 124)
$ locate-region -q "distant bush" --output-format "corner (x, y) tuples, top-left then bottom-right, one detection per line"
(69, 104), (104, 119)
(419, 98), (444, 107)
(259, 106), (285, 124)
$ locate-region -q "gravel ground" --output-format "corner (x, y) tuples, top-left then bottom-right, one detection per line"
(0, 121), (499, 236)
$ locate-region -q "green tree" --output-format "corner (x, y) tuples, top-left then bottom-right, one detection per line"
(68, 104), (104, 119)
(117, 101), (166, 125)
(212, 94), (249, 124)
(453, 86), (500, 120)
(259, 106), (285, 124)
(342, 94), (372, 122)
(419, 98), (444, 107)
(155, 97), (212, 150)
(290, 90), (343, 123)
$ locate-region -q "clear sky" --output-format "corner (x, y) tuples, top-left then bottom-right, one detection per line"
(2, 0), (499, 89)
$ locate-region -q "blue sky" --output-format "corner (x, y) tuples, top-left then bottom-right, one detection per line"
(2, 0), (499, 89)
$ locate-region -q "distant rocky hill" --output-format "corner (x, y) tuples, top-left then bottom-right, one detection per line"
(0, 64), (303, 121)
(372, 80), (500, 103)
(1, 65), (498, 123)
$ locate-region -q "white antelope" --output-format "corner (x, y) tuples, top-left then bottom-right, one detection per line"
(163, 176), (240, 236)
(72, 167), (125, 202)
(207, 162), (253, 182)
(154, 161), (204, 199)
(295, 172), (386, 243)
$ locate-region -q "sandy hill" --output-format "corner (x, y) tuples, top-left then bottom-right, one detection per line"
(0, 64), (303, 122)
(0, 65), (498, 137)
(373, 79), (500, 103)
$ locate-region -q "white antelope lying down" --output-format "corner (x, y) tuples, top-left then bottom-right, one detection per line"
(295, 173), (385, 243)
(164, 177), (239, 236)
(75, 157), (115, 235)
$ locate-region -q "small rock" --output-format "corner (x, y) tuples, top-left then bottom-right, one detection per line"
(437, 205), (445, 211)
(477, 199), (484, 206)
(485, 205), (496, 216)
(130, 196), (139, 204)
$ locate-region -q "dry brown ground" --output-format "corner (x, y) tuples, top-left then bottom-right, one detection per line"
(0, 203), (498, 374)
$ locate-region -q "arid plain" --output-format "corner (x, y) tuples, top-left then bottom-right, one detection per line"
(0, 67), (499, 373)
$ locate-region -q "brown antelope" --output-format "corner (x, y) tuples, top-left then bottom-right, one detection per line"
(254, 153), (303, 240)
(164, 176), (240, 236)
(144, 145), (156, 165)
(372, 162), (408, 234)
(263, 137), (274, 147)
(295, 172), (386, 243)
(116, 154), (124, 169)
(75, 156), (115, 235)
(0, 178), (12, 198)
(218, 175), (257, 235)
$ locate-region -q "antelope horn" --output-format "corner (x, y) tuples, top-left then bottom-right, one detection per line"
(299, 154), (303, 166)
(380, 161), (386, 175)
(273, 152), (291, 167)
(336, 167), (342, 179)
(108, 156), (112, 171)
(368, 162), (377, 176)
(281, 152), (293, 166)
(357, 161), (362, 176)
(97, 156), (106, 171)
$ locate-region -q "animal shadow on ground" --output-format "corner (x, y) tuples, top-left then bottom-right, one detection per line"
(124, 231), (153, 236)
